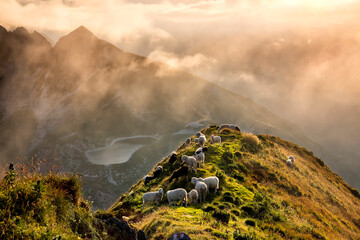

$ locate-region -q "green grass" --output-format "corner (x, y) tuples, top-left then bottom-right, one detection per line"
(111, 125), (360, 240)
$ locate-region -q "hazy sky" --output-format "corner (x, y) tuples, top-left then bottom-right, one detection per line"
(1, 0), (360, 161)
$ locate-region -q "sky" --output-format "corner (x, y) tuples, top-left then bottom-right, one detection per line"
(1, 0), (360, 164)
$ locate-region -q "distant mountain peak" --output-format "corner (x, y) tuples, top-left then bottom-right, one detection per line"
(61, 26), (95, 41)
(72, 26), (94, 36)
(54, 25), (97, 50)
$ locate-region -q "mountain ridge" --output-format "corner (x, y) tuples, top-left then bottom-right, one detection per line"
(0, 25), (356, 209)
(111, 126), (360, 239)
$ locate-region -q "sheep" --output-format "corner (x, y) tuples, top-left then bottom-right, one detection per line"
(230, 124), (241, 131)
(211, 135), (221, 146)
(153, 165), (163, 178)
(194, 147), (208, 168)
(169, 151), (177, 164)
(218, 124), (240, 132)
(286, 159), (293, 167)
(181, 155), (197, 172)
(191, 176), (219, 194)
(166, 188), (187, 207)
(286, 155), (295, 167)
(169, 166), (188, 182)
(198, 135), (206, 147)
(217, 124), (230, 132)
(195, 132), (204, 137)
(194, 138), (199, 143)
(194, 181), (208, 203)
(185, 138), (191, 145)
(142, 188), (163, 210)
(143, 175), (156, 185)
(187, 189), (199, 205)
(195, 147), (208, 155)
(122, 216), (130, 222)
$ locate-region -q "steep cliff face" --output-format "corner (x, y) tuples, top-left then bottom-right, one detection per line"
(111, 126), (360, 239)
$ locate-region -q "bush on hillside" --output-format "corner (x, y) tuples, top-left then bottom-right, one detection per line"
(242, 133), (261, 153)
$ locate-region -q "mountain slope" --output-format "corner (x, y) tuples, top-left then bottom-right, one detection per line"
(0, 25), (351, 209)
(110, 126), (360, 239)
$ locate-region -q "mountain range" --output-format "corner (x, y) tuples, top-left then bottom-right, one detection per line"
(0, 25), (356, 209)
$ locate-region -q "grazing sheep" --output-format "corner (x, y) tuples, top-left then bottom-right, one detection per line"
(217, 124), (230, 132)
(230, 124), (241, 131)
(288, 155), (295, 163)
(142, 188), (163, 210)
(218, 124), (240, 132)
(194, 138), (199, 143)
(166, 188), (188, 207)
(286, 159), (293, 167)
(169, 151), (177, 164)
(195, 132), (204, 137)
(211, 135), (221, 146)
(198, 135), (206, 147)
(181, 155), (197, 172)
(194, 181), (208, 203)
(143, 175), (156, 185)
(185, 138), (191, 145)
(194, 147), (208, 168)
(153, 165), (163, 178)
(187, 189), (199, 205)
(192, 176), (219, 194)
(169, 166), (189, 182)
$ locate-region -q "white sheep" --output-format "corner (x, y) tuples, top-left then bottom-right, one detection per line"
(192, 176), (219, 194)
(195, 132), (204, 137)
(211, 135), (221, 146)
(166, 188), (188, 207)
(198, 135), (206, 147)
(194, 147), (207, 168)
(185, 138), (191, 145)
(187, 189), (199, 205)
(230, 124), (240, 131)
(194, 138), (199, 143)
(181, 155), (197, 172)
(195, 181), (208, 203)
(288, 155), (295, 163)
(142, 188), (163, 210)
(286, 159), (293, 167)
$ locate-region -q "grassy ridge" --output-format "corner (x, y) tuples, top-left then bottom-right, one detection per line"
(111, 126), (360, 239)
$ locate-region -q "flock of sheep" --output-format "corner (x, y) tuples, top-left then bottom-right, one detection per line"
(142, 124), (295, 210)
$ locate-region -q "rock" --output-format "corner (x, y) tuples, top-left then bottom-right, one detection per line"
(167, 232), (191, 240)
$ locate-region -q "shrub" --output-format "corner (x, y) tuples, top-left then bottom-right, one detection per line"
(231, 172), (245, 182)
(231, 209), (240, 216)
(234, 151), (243, 159)
(223, 191), (235, 203)
(202, 204), (216, 212)
(233, 230), (255, 240)
(212, 210), (230, 224)
(245, 219), (256, 227)
(242, 133), (261, 153)
(221, 151), (234, 164)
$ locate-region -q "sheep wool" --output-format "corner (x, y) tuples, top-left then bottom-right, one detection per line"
(187, 189), (199, 205)
(166, 188), (188, 207)
(211, 135), (221, 146)
(142, 188), (164, 210)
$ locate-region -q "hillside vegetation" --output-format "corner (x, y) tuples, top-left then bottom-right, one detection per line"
(0, 162), (145, 240)
(111, 126), (360, 240)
